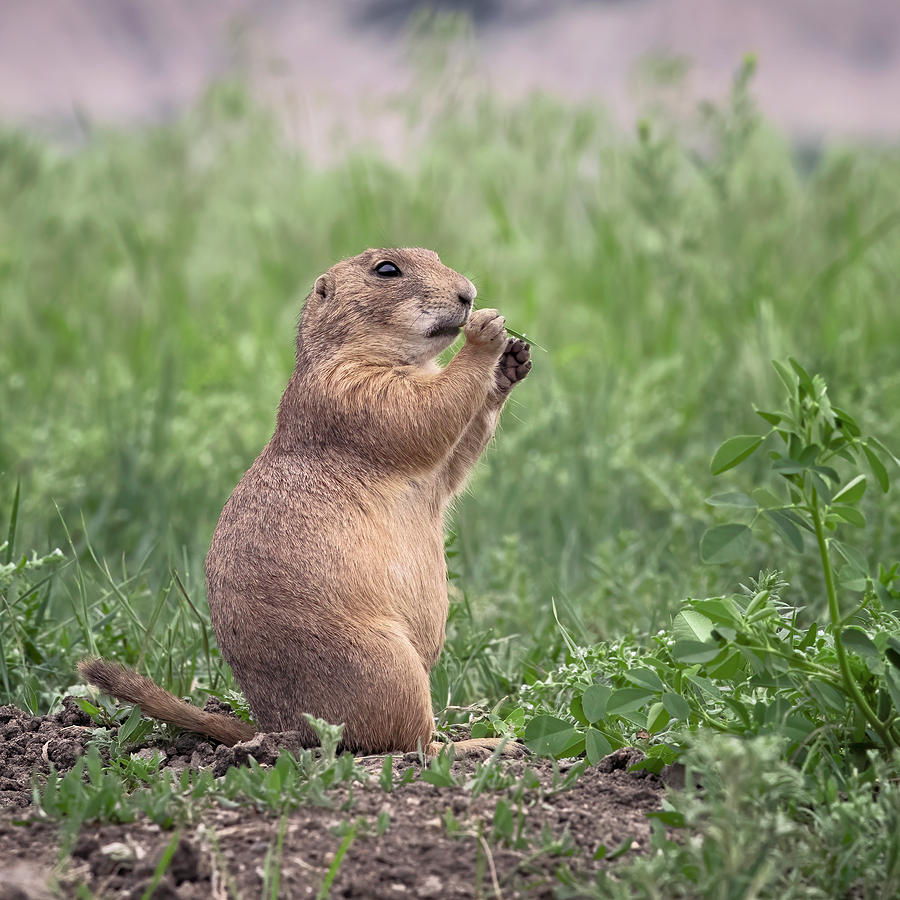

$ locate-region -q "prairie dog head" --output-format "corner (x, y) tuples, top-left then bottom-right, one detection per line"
(298, 248), (477, 366)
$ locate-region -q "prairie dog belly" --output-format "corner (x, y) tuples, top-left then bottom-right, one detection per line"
(208, 458), (449, 669)
(381, 510), (448, 667)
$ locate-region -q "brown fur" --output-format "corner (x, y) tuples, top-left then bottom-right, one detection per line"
(77, 659), (255, 745)
(79, 248), (532, 753)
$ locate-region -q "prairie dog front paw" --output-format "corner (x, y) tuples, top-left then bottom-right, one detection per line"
(494, 337), (532, 395)
(464, 309), (506, 356)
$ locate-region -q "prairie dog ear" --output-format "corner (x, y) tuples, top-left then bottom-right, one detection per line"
(314, 273), (334, 300)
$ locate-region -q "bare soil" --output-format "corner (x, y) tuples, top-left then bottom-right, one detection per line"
(0, 700), (665, 898)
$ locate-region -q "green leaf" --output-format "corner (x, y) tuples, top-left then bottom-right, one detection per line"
(523, 716), (581, 758)
(646, 702), (670, 733)
(721, 695), (752, 729)
(798, 621), (818, 650)
(711, 626), (736, 643)
(606, 688), (654, 717)
(470, 721), (492, 738)
(594, 834), (636, 861)
(661, 692), (691, 720)
(772, 458), (806, 475)
(569, 694), (589, 726)
(585, 727), (613, 765)
(885, 669), (900, 715)
(673, 609), (715, 642)
(842, 628), (880, 665)
(4, 479), (19, 565)
(782, 713), (817, 744)
(646, 810), (686, 828)
(772, 360), (795, 394)
(685, 673), (720, 697)
(831, 540), (868, 576)
(689, 596), (742, 627)
(788, 358), (815, 396)
(754, 408), (783, 426)
(708, 649), (744, 680)
(705, 491), (757, 509)
(625, 667), (664, 692)
(596, 835), (639, 860)
(764, 510), (803, 552)
(504, 707), (525, 729)
(74, 698), (100, 718)
(782, 506), (815, 531)
(806, 679), (846, 714)
(559, 734), (586, 759)
(640, 744), (680, 768)
(751, 487), (783, 509)
(837, 573), (866, 592)
(862, 445), (889, 493)
(492, 799), (514, 840)
(117, 705), (144, 745)
(832, 475), (867, 505)
(831, 406), (862, 438)
(700, 524), (753, 564)
(422, 765), (457, 787)
(671, 641), (722, 664)
(886, 637), (900, 670)
(869, 436), (900, 468)
(830, 506), (866, 528)
(581, 684), (611, 723)
(813, 465), (841, 484)
(710, 436), (764, 475)
(811, 473), (833, 504)
(796, 444), (820, 466)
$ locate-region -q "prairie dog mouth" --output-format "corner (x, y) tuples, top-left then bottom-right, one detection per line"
(425, 323), (462, 339)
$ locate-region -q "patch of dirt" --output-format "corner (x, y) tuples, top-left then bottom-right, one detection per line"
(0, 699), (97, 810)
(0, 701), (666, 898)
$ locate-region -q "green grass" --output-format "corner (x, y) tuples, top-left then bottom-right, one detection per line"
(3, 59), (900, 895)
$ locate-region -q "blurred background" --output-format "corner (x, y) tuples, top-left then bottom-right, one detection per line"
(4, 0), (900, 145)
(1, 0), (899, 712)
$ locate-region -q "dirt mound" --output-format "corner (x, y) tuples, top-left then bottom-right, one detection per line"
(0, 700), (666, 897)
(0, 699), (96, 809)
(0, 697), (305, 809)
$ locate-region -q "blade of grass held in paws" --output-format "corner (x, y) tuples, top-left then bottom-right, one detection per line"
(471, 304), (547, 351)
(505, 326), (548, 352)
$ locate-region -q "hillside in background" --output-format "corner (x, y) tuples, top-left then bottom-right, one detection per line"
(2, 0), (900, 153)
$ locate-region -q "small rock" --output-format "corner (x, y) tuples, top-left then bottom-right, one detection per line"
(100, 841), (135, 863)
(419, 875), (443, 897)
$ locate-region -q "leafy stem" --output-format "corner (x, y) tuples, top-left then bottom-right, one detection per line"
(736, 642), (843, 685)
(810, 488), (894, 750)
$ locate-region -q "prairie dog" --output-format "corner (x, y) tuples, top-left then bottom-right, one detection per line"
(81, 248), (532, 754)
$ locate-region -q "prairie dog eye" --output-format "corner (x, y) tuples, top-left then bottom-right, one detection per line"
(374, 261), (402, 277)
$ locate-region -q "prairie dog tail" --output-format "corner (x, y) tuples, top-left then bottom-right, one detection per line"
(78, 659), (256, 746)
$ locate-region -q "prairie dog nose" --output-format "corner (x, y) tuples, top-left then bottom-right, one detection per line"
(457, 278), (476, 307)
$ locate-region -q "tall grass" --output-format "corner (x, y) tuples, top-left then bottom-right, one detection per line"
(1, 67), (899, 711)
